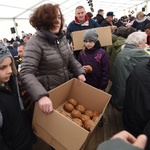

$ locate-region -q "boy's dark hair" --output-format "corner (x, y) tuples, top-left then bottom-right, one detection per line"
(98, 9), (103, 14)
(122, 27), (136, 39)
(145, 23), (150, 30)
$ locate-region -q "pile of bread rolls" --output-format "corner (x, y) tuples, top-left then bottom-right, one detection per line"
(59, 98), (100, 131)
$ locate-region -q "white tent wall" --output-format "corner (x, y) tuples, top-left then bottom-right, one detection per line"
(15, 19), (36, 38)
(0, 19), (36, 40)
(0, 0), (150, 41)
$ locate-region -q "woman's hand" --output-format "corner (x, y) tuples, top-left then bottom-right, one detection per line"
(38, 96), (53, 114)
(70, 42), (74, 50)
(78, 74), (86, 83)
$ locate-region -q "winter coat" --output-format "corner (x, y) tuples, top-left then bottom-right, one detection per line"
(0, 76), (36, 150)
(93, 14), (104, 25)
(132, 17), (150, 31)
(66, 18), (100, 43)
(78, 44), (110, 90)
(123, 60), (150, 136)
(110, 44), (150, 110)
(123, 60), (150, 150)
(101, 19), (115, 27)
(107, 34), (125, 80)
(20, 30), (85, 101)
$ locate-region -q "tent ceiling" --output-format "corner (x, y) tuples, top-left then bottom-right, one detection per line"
(0, 0), (149, 23)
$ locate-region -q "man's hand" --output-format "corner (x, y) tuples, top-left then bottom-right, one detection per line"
(111, 130), (147, 149)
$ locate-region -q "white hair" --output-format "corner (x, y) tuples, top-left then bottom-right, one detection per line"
(125, 32), (147, 46)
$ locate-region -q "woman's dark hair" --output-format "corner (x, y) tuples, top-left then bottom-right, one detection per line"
(29, 3), (64, 31)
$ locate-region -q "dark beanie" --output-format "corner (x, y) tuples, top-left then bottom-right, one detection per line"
(83, 29), (98, 43)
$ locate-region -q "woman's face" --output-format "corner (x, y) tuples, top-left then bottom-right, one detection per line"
(49, 9), (61, 34)
(137, 15), (143, 20)
(0, 57), (12, 83)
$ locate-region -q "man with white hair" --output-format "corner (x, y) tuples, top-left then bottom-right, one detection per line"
(110, 32), (150, 110)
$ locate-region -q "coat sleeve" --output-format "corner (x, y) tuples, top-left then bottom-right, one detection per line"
(67, 43), (85, 77)
(96, 138), (142, 150)
(20, 39), (49, 101)
(99, 50), (110, 90)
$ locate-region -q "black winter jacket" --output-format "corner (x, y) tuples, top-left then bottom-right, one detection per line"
(0, 76), (36, 150)
(123, 60), (150, 149)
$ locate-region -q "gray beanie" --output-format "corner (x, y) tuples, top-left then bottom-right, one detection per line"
(0, 44), (17, 75)
(83, 29), (98, 43)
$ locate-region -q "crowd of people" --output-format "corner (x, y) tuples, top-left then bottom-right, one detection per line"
(0, 2), (150, 150)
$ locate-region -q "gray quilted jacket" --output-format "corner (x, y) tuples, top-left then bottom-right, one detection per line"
(20, 30), (85, 101)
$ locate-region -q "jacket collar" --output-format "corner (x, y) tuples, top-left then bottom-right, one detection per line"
(36, 30), (64, 44)
(74, 14), (89, 26)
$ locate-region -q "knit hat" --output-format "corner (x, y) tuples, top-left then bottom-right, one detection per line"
(83, 29), (98, 43)
(0, 44), (17, 75)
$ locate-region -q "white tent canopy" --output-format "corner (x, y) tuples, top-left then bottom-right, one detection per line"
(0, 0), (150, 40)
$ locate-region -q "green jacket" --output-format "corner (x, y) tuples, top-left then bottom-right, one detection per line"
(107, 34), (125, 80)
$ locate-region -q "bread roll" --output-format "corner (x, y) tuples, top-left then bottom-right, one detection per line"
(76, 104), (86, 113)
(64, 102), (74, 112)
(84, 110), (93, 119)
(93, 111), (100, 117)
(71, 109), (81, 118)
(80, 114), (90, 122)
(68, 98), (78, 106)
(85, 65), (93, 73)
(72, 118), (83, 127)
(92, 116), (99, 122)
(84, 119), (94, 131)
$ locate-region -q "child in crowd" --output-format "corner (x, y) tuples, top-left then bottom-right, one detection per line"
(78, 29), (110, 91)
(0, 44), (36, 150)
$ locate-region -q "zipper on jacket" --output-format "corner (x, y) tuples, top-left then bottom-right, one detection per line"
(55, 40), (68, 81)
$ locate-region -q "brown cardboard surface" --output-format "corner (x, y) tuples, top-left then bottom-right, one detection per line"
(72, 26), (112, 51)
(32, 78), (111, 150)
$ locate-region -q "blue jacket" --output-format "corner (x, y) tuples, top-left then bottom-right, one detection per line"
(66, 18), (100, 43)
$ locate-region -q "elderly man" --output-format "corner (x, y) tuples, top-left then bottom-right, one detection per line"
(110, 32), (150, 110)
(66, 6), (100, 58)
(101, 11), (115, 27)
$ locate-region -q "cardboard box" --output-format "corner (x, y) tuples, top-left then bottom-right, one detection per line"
(72, 26), (112, 51)
(32, 78), (111, 150)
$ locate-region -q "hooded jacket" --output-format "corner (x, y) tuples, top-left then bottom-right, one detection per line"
(107, 34), (125, 80)
(0, 45), (36, 150)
